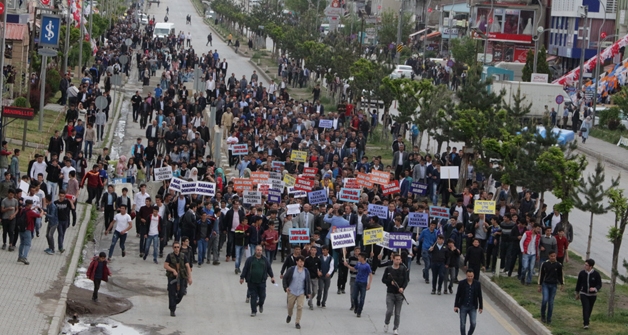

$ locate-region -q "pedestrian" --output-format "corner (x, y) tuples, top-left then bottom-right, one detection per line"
(454, 269), (483, 335)
(282, 255), (311, 329)
(17, 199), (41, 265)
(419, 220), (438, 283)
(429, 234), (447, 295)
(234, 217), (250, 274)
(444, 238), (461, 295)
(206, 33), (212, 46)
(317, 245), (334, 308)
(538, 251), (564, 325)
(261, 221), (278, 263)
(43, 194), (58, 255)
(240, 245), (276, 317)
(464, 238), (485, 281)
(105, 204), (133, 261)
(86, 252), (111, 302)
(143, 205), (163, 264)
(575, 258), (602, 329)
(344, 251), (373, 318)
(1, 188), (19, 252)
(304, 246), (321, 310)
(519, 224), (541, 285)
(382, 253), (409, 335)
(555, 228), (569, 264)
(207, 208), (221, 265)
(164, 241), (193, 317)
(539, 226), (557, 266)
(234, 39), (240, 54)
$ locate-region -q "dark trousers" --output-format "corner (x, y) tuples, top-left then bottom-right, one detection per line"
(45, 223), (58, 251)
(486, 243), (498, 270)
(281, 234), (290, 261)
(226, 231), (236, 257)
(337, 262), (348, 290)
(247, 282), (266, 313)
(431, 262), (446, 291)
(2, 218), (15, 245)
(318, 276), (331, 304)
(86, 187), (99, 204)
(139, 225), (148, 254)
(93, 279), (102, 300)
(580, 294), (597, 326)
(167, 278), (188, 312)
(104, 205), (115, 228)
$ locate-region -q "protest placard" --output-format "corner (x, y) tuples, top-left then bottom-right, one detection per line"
(232, 143), (249, 155)
(287, 204), (301, 215)
(233, 178), (254, 191)
(271, 161), (284, 172)
(339, 188), (360, 203)
(291, 150), (308, 163)
(368, 204), (388, 219)
(268, 188), (282, 203)
(169, 178), (184, 192)
(153, 166), (173, 181)
(356, 172), (374, 188)
(475, 200), (496, 214)
(257, 184), (271, 195)
(243, 190), (262, 205)
(407, 212), (429, 227)
(283, 174), (296, 186)
(381, 180), (400, 195)
(19, 181), (30, 194)
(269, 171), (282, 180)
(363, 227), (384, 245)
(302, 167), (318, 179)
(440, 166), (459, 179)
(287, 186), (307, 198)
(429, 206), (450, 220)
(270, 179), (285, 192)
(370, 170), (391, 185)
(308, 189), (328, 205)
(251, 171), (269, 185)
(294, 177), (314, 192)
(289, 228), (310, 243)
(319, 119), (333, 128)
(377, 232), (392, 250)
(410, 181), (428, 196)
(195, 181), (216, 197)
(389, 232), (413, 249)
(181, 181), (196, 195)
(330, 231), (356, 249)
(344, 178), (360, 189)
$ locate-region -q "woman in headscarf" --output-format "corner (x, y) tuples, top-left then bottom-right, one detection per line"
(581, 115), (593, 144)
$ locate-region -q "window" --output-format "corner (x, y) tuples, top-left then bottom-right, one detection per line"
(472, 7), (536, 35)
(4, 42), (12, 59)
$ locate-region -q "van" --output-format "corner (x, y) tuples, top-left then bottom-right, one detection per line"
(154, 22), (175, 39)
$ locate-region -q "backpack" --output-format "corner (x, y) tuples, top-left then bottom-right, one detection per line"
(16, 208), (28, 232)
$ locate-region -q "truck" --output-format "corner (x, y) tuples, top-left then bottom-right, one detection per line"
(490, 81), (572, 119)
(153, 22), (175, 39)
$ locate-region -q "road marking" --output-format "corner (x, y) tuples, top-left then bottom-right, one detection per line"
(485, 301), (520, 335)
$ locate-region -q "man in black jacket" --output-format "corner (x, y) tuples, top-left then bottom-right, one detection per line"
(429, 235), (448, 295)
(454, 269), (483, 335)
(223, 200), (246, 262)
(381, 253), (409, 334)
(538, 251), (564, 324)
(575, 258), (602, 329)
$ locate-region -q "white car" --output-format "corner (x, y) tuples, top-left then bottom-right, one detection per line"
(139, 13), (149, 25)
(389, 65), (414, 79)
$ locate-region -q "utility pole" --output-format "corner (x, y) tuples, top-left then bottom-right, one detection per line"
(78, 4), (84, 72)
(88, 0), (93, 58)
(395, 0), (404, 64)
(0, 0), (8, 141)
(63, 1), (71, 75)
(577, 5), (588, 92)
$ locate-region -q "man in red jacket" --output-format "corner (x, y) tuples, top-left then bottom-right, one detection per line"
(17, 199), (43, 265)
(87, 251), (111, 302)
(80, 164), (103, 204)
(519, 224), (541, 285)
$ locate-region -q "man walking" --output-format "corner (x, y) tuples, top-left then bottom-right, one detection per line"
(304, 246), (321, 310)
(317, 245), (334, 308)
(454, 269), (483, 335)
(519, 224), (541, 285)
(240, 245), (276, 317)
(575, 259), (602, 329)
(206, 33), (212, 46)
(382, 253), (409, 334)
(164, 241), (193, 317)
(344, 252), (373, 317)
(283, 255), (311, 329)
(18, 199), (42, 264)
(538, 251), (564, 324)
(419, 221), (438, 284)
(105, 204), (133, 261)
(429, 235), (447, 295)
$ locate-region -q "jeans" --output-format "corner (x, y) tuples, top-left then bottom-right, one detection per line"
(541, 283), (558, 322)
(197, 238), (208, 265)
(318, 276), (331, 304)
(46, 181), (59, 197)
(235, 245), (246, 270)
(45, 222), (58, 251)
(96, 125), (104, 141)
(208, 234), (219, 261)
(431, 262), (446, 291)
(34, 218), (42, 236)
(308, 277), (319, 305)
(247, 282), (266, 313)
(265, 249), (276, 264)
(580, 294), (597, 326)
(385, 293), (404, 330)
(144, 234), (159, 261)
(431, 182), (439, 205)
(459, 305), (478, 335)
(57, 221), (68, 250)
(352, 281), (367, 314)
(422, 249), (432, 281)
(84, 140), (94, 159)
(520, 253), (536, 284)
(108, 230), (128, 258)
(444, 266), (457, 290)
(19, 230), (32, 259)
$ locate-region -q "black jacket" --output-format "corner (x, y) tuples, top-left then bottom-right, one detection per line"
(575, 269), (602, 296)
(223, 207), (246, 232)
(464, 245), (485, 267)
(429, 244), (448, 263)
(381, 265), (409, 294)
(454, 279), (483, 310)
(281, 254), (297, 275)
(240, 255), (274, 283)
(538, 260), (564, 285)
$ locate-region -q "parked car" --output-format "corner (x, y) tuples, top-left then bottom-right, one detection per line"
(389, 65), (414, 79)
(205, 10), (215, 18)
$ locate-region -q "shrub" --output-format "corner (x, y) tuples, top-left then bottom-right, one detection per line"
(600, 106), (621, 130)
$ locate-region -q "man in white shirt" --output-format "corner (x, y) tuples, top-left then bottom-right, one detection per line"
(133, 184), (151, 236)
(144, 206), (162, 263)
(226, 132), (239, 167)
(60, 159), (76, 191)
(23, 184), (43, 237)
(30, 154), (47, 180)
(105, 204), (133, 261)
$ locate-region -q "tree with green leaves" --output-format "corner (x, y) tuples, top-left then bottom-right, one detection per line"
(380, 77), (430, 125)
(606, 188), (628, 317)
(574, 161), (620, 259)
(522, 46), (551, 82)
(450, 36), (477, 72)
(349, 58), (388, 109)
(377, 11), (413, 54)
(537, 146), (587, 240)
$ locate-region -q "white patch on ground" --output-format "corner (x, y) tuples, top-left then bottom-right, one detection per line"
(62, 318), (144, 335)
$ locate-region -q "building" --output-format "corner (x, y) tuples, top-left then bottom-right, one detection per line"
(438, 3), (471, 55)
(1, 23), (30, 99)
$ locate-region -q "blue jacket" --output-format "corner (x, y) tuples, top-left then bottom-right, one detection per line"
(324, 215), (350, 240)
(45, 202), (59, 226)
(419, 228), (437, 250)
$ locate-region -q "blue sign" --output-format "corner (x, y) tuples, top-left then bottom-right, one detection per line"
(308, 189), (327, 205)
(555, 95), (564, 104)
(40, 15), (61, 48)
(388, 232), (413, 249)
(267, 188), (282, 203)
(407, 212), (429, 227)
(410, 182), (428, 196)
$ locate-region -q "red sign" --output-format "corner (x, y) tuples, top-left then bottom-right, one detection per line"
(3, 106), (35, 120)
(472, 31), (532, 44)
(0, 3), (4, 15)
(233, 178), (254, 191)
(344, 178), (360, 189)
(302, 167), (318, 179)
(381, 180), (400, 196)
(294, 177), (314, 192)
(41, 0), (51, 6)
(356, 173), (374, 188)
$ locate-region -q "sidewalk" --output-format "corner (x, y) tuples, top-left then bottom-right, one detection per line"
(576, 135), (628, 169)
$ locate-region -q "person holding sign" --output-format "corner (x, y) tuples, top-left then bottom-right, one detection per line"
(344, 252), (373, 318)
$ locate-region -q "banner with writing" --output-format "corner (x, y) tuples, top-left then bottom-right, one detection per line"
(154, 166), (173, 181)
(308, 189), (328, 205)
(195, 181), (216, 197)
(368, 204), (388, 219)
(389, 232), (413, 249)
(291, 150), (308, 163)
(331, 231), (356, 249)
(356, 172), (374, 188)
(339, 188), (360, 203)
(302, 167), (318, 179)
(475, 200), (496, 214)
(283, 174), (296, 186)
(232, 143), (249, 155)
(287, 186), (307, 198)
(410, 181), (428, 196)
(169, 178), (184, 192)
(319, 119), (333, 128)
(429, 206), (450, 220)
(233, 178), (254, 191)
(268, 188), (282, 203)
(289, 228), (310, 243)
(381, 180), (400, 195)
(294, 177), (315, 192)
(370, 170), (390, 185)
(363, 227), (384, 245)
(407, 212), (429, 227)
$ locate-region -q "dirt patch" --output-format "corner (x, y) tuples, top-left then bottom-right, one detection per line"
(66, 285), (133, 316)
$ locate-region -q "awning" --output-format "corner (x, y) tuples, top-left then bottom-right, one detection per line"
(546, 55), (557, 62)
(420, 31), (441, 41)
(441, 3), (471, 13)
(410, 28), (429, 37)
(0, 23), (28, 41)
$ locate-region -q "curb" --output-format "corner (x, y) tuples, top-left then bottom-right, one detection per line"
(47, 204), (92, 335)
(479, 274), (551, 335)
(576, 144), (628, 171)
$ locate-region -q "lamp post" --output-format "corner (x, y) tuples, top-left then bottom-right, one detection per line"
(422, 0), (431, 56)
(533, 27), (551, 74)
(577, 5), (588, 92)
(592, 33), (617, 126)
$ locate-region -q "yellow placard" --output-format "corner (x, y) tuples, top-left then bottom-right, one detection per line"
(475, 200), (496, 214)
(291, 150), (308, 163)
(283, 174), (296, 186)
(363, 227), (384, 245)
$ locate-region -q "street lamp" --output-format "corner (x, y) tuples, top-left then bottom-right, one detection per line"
(577, 5), (588, 92)
(592, 32), (618, 126)
(533, 26), (551, 74)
